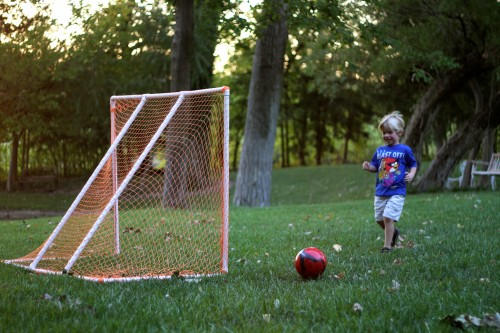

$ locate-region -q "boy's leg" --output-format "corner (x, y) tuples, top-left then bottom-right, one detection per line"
(383, 217), (395, 249)
(391, 227), (400, 247)
(377, 220), (385, 229)
(383, 195), (405, 249)
(374, 196), (386, 230)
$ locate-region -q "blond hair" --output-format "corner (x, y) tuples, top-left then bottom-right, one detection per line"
(378, 111), (405, 134)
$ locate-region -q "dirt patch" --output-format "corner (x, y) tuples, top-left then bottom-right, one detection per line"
(0, 210), (64, 221)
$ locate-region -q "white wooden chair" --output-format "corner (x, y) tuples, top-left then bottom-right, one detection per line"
(445, 160), (468, 189)
(470, 153), (500, 190)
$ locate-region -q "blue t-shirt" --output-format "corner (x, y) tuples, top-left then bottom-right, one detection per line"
(370, 144), (417, 197)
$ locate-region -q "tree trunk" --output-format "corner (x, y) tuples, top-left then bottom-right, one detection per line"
(342, 133), (350, 164)
(233, 0), (288, 207)
(232, 129), (241, 171)
(169, 0), (193, 92)
(461, 143), (481, 189)
(313, 110), (326, 166)
(295, 108), (308, 166)
(478, 73), (498, 188)
(415, 77), (500, 191)
(403, 73), (464, 161)
(21, 130), (30, 178)
(280, 117), (286, 168)
(284, 109), (290, 167)
(163, 0), (194, 207)
(6, 132), (20, 192)
(280, 109), (290, 168)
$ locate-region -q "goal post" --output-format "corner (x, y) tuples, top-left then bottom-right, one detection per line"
(4, 87), (230, 282)
(110, 100), (120, 254)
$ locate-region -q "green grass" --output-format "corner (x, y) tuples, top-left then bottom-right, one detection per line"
(0, 165), (370, 211)
(0, 192), (76, 211)
(0, 165), (499, 332)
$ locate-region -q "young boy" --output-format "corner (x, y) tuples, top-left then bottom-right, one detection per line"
(362, 111), (417, 253)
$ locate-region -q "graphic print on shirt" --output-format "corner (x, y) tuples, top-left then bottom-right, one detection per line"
(378, 157), (401, 187)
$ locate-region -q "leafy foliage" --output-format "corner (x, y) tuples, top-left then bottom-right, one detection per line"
(0, 0), (499, 184)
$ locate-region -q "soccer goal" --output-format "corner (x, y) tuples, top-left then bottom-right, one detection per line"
(4, 87), (230, 282)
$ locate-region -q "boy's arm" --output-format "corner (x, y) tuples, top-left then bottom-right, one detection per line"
(405, 166), (417, 182)
(362, 161), (377, 172)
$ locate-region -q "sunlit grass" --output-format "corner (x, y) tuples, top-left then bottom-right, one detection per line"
(1, 187), (499, 331)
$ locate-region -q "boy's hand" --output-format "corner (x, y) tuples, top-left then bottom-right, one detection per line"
(404, 172), (413, 182)
(362, 161), (374, 172)
(405, 167), (417, 182)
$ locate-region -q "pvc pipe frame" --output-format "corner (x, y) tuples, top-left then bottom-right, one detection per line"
(110, 103), (120, 254)
(222, 87), (230, 273)
(27, 86), (229, 279)
(9, 260), (222, 283)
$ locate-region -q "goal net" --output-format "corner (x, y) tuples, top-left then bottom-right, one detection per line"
(4, 87), (230, 282)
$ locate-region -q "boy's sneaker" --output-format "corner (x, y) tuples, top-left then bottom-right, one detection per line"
(391, 228), (400, 247)
(381, 247), (393, 253)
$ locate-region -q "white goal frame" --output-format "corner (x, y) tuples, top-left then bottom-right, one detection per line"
(6, 87), (230, 282)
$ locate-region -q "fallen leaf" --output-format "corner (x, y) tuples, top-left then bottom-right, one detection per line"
(333, 244), (342, 252)
(262, 314), (271, 322)
(482, 313), (500, 329)
(274, 299), (280, 309)
(389, 280), (400, 291)
(393, 258), (403, 265)
(353, 303), (363, 313)
(442, 314), (481, 329)
(465, 315), (481, 327)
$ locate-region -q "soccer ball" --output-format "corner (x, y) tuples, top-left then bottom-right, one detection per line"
(294, 247), (327, 279)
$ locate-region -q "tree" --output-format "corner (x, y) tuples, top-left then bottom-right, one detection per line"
(415, 74), (500, 191)
(0, 1), (60, 191)
(233, 0), (288, 207)
(164, 0), (237, 207)
(170, 0), (194, 92)
(357, 0), (500, 189)
(61, 0), (174, 176)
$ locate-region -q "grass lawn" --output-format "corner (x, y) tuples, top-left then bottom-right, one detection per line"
(0, 165), (499, 332)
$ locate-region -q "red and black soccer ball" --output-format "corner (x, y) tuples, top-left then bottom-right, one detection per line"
(294, 247), (327, 279)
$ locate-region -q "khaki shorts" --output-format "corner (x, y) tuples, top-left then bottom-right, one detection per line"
(374, 195), (405, 222)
